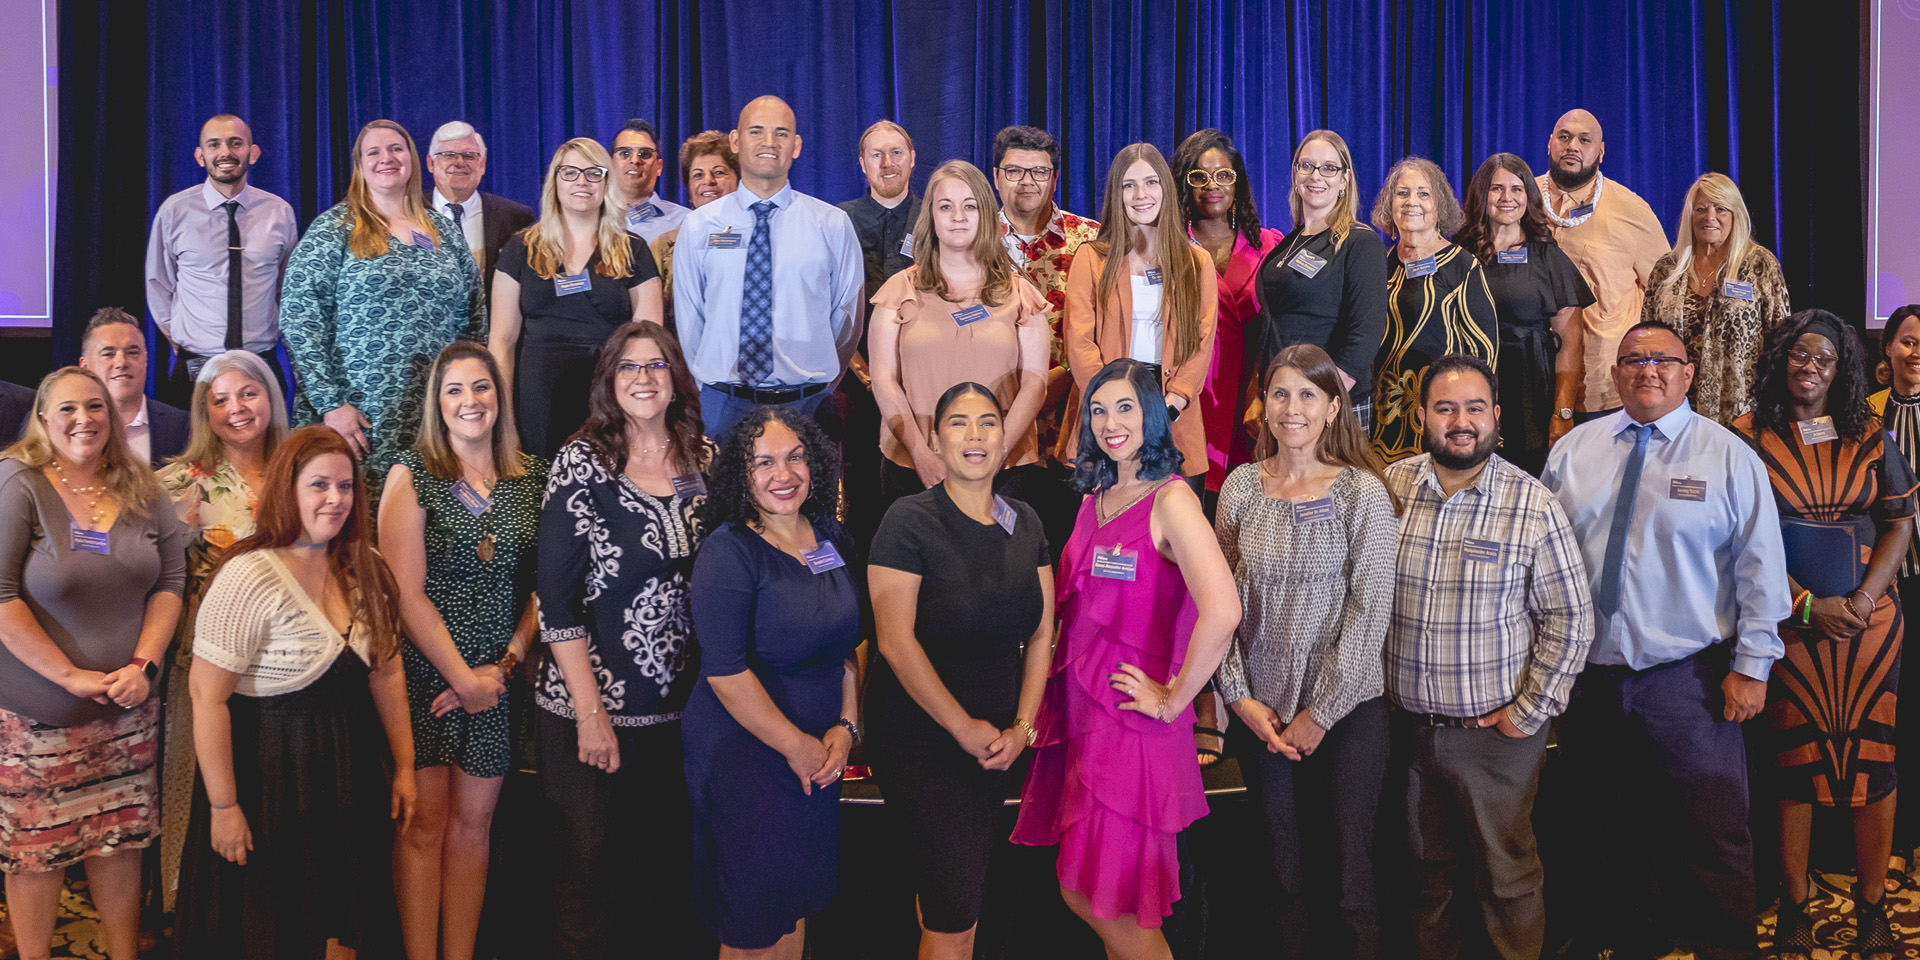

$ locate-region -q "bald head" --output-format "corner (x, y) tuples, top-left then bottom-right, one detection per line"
(196, 114), (260, 191)
(1546, 108), (1604, 190)
(731, 95), (803, 196)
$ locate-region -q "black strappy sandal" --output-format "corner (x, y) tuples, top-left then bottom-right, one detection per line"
(1772, 892), (1816, 960)
(1887, 851), (1916, 896)
(1855, 883), (1897, 960)
(1193, 725), (1225, 767)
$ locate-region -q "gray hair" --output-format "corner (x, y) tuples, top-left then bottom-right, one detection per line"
(428, 121), (487, 157)
(196, 350), (288, 429)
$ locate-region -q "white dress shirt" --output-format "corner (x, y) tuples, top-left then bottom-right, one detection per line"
(431, 188), (486, 265)
(125, 396), (151, 465)
(624, 192), (691, 243)
(671, 183), (864, 388)
(144, 182), (298, 355)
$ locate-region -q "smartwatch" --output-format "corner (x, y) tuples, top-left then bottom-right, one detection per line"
(133, 657), (160, 683)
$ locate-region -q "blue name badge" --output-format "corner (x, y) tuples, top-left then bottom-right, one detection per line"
(670, 473), (707, 498)
(1289, 249), (1328, 278)
(1497, 248), (1529, 264)
(1090, 546), (1138, 581)
(1403, 255), (1439, 278)
(70, 525), (109, 555)
(554, 271), (591, 297)
(410, 229), (437, 250)
(899, 233), (914, 258)
(1144, 267), (1164, 285)
(952, 304), (990, 326)
(708, 230), (742, 249)
(451, 479), (489, 516)
(1291, 497), (1335, 524)
(991, 495), (1017, 535)
(1462, 538), (1502, 564)
(1669, 477), (1708, 502)
(802, 541), (847, 574)
(628, 204), (659, 226)
(1721, 279), (1755, 301)
(1568, 203), (1595, 220)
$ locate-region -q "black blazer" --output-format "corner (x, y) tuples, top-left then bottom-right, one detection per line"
(0, 380), (33, 447)
(147, 398), (189, 467)
(427, 190), (536, 288)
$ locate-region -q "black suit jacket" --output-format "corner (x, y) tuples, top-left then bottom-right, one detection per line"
(427, 189), (536, 288)
(0, 380), (33, 447)
(147, 398), (189, 467)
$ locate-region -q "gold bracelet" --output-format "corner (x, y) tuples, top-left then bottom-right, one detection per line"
(577, 704), (604, 723)
(1013, 717), (1037, 746)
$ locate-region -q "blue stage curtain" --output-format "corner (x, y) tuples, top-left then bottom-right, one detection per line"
(57, 0), (1860, 367)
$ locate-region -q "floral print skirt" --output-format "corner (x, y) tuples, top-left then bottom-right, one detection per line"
(0, 700), (159, 873)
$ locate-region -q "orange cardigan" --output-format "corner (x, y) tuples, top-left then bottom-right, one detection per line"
(1054, 242), (1219, 476)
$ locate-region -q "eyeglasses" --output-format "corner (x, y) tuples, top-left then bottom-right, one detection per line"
(1619, 356), (1688, 370)
(612, 146), (659, 161)
(432, 151), (483, 163)
(1186, 169), (1238, 188)
(557, 165), (609, 183)
(1294, 160), (1348, 179)
(616, 360), (672, 379)
(998, 165), (1054, 183)
(1786, 351), (1837, 371)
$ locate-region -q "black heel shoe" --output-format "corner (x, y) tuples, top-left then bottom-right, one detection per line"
(1772, 892), (1816, 959)
(1854, 882), (1896, 960)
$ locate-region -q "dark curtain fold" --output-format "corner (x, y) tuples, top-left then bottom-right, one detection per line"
(57, 0), (1862, 369)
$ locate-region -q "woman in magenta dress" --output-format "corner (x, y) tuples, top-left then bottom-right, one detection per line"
(1012, 358), (1241, 958)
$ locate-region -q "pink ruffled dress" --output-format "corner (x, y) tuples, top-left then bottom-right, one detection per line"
(1011, 478), (1208, 926)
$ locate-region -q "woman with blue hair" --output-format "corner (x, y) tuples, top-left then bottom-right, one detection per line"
(1011, 358), (1241, 959)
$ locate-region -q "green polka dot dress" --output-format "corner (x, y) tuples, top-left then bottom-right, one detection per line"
(397, 449), (546, 778)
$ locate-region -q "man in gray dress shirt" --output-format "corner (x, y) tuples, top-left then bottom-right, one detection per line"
(143, 114), (298, 407)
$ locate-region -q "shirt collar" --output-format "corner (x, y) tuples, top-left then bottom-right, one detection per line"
(432, 188), (480, 214)
(201, 182), (252, 211)
(1411, 451), (1507, 500)
(1611, 399), (1694, 443)
(731, 182), (795, 214)
(126, 396), (150, 429)
(998, 204), (1068, 241)
(629, 191), (662, 214)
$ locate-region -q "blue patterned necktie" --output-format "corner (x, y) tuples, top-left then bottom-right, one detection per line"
(1594, 423), (1651, 617)
(737, 200), (778, 386)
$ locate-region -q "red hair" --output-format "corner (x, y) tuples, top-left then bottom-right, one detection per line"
(215, 425), (402, 660)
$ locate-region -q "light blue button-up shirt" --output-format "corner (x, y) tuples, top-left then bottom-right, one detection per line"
(672, 182), (864, 388)
(1541, 400), (1788, 680)
(625, 192), (690, 243)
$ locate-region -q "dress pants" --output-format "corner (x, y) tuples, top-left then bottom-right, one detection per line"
(1399, 713), (1550, 960)
(698, 383), (839, 444)
(1557, 645), (1759, 960)
(1892, 577), (1920, 861)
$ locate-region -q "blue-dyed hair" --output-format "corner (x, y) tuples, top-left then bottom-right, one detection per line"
(1070, 358), (1182, 493)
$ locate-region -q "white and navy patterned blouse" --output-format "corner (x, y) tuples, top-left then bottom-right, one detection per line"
(534, 438), (711, 726)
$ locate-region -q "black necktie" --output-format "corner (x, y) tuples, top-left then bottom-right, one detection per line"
(222, 200), (243, 350)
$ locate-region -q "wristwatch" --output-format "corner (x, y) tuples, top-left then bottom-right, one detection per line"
(132, 657), (159, 683)
(1557, 407), (1574, 421)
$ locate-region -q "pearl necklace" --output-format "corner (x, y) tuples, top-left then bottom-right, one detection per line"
(50, 461), (104, 528)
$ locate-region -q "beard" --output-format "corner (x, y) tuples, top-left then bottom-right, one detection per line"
(1548, 158), (1599, 191)
(1428, 428), (1497, 471)
(206, 159), (245, 184)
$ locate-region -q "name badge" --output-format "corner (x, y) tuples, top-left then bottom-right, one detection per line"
(1291, 497), (1335, 524)
(1289, 250), (1327, 278)
(670, 473), (707, 497)
(1669, 477), (1708, 502)
(991, 495), (1017, 534)
(1144, 267), (1163, 285)
(1497, 248), (1529, 264)
(1090, 546), (1138, 581)
(628, 205), (659, 226)
(1462, 538), (1502, 563)
(899, 233), (914, 258)
(70, 526), (109, 555)
(1721, 279), (1755, 301)
(708, 230), (741, 249)
(1568, 203), (1595, 219)
(1796, 416), (1839, 445)
(410, 229), (437, 250)
(1403, 255), (1439, 279)
(553, 271), (591, 297)
(451, 479), (490, 516)
(952, 304), (990, 326)
(802, 541), (847, 574)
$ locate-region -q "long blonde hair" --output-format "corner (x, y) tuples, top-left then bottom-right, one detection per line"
(1091, 143), (1203, 366)
(3, 368), (161, 518)
(1659, 172), (1753, 289)
(344, 120), (437, 260)
(413, 341), (528, 481)
(908, 160), (1017, 307)
(522, 138), (635, 281)
(173, 350), (289, 474)
(1289, 130), (1367, 250)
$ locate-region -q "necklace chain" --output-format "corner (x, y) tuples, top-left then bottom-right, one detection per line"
(50, 461), (104, 528)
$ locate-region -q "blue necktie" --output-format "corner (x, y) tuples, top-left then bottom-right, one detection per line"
(1595, 423), (1651, 617)
(737, 200), (777, 386)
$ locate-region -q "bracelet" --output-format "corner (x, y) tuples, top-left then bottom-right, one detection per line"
(1797, 590), (1813, 625)
(576, 704), (604, 723)
(1013, 717), (1037, 747)
(831, 717), (861, 746)
(1154, 692), (1172, 723)
(495, 650), (521, 680)
(210, 800), (238, 811)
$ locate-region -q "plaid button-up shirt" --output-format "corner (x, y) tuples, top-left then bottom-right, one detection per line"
(1382, 453), (1594, 734)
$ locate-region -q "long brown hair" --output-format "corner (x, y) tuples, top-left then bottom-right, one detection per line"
(1248, 344), (1401, 514)
(216, 426), (403, 661)
(908, 160), (1017, 307)
(414, 341), (528, 481)
(1454, 153), (1556, 266)
(522, 138), (635, 281)
(3, 367), (161, 518)
(1090, 143), (1203, 366)
(569, 321), (707, 477)
(344, 120), (437, 260)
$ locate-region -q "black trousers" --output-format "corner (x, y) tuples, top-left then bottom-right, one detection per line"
(1232, 696), (1389, 960)
(1894, 576), (1920, 858)
(534, 710), (711, 960)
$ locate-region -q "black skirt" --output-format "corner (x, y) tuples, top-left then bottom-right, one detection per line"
(172, 652), (397, 960)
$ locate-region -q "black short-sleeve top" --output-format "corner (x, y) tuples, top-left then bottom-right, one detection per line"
(1479, 239), (1596, 331)
(495, 233), (660, 342)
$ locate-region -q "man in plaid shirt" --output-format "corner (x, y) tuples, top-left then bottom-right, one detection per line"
(1381, 354), (1594, 960)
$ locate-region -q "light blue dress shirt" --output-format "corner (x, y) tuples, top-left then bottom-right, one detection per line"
(1541, 400), (1788, 680)
(625, 192), (691, 243)
(672, 183), (864, 388)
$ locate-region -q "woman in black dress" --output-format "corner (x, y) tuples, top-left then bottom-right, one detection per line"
(489, 137), (662, 458)
(1453, 153), (1593, 474)
(867, 383), (1054, 960)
